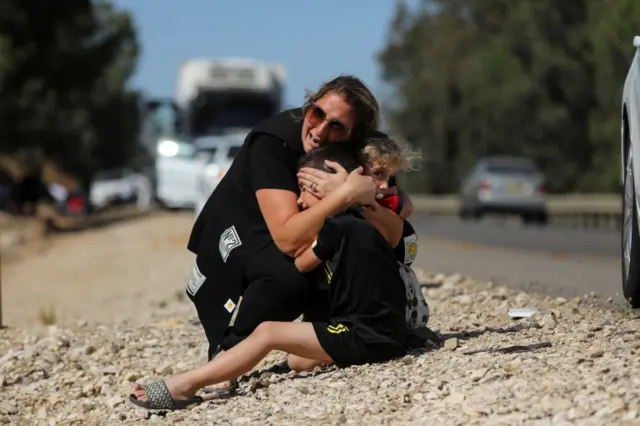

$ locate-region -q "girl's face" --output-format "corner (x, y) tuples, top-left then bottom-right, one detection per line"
(369, 161), (394, 189)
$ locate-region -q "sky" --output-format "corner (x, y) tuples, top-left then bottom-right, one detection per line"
(110, 0), (402, 109)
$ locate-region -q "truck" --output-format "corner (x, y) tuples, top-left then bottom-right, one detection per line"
(152, 58), (286, 209)
(174, 58), (286, 139)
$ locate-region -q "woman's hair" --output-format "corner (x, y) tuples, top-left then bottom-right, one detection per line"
(302, 75), (380, 141)
(361, 130), (422, 173)
(298, 143), (365, 174)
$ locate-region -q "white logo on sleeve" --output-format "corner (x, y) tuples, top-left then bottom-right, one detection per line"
(186, 263), (206, 297)
(219, 225), (242, 262)
(403, 233), (418, 264)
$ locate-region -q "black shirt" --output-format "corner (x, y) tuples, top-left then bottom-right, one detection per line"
(311, 211), (407, 339)
(187, 108), (305, 278)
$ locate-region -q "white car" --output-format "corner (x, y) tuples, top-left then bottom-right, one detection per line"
(90, 169), (136, 210)
(155, 139), (204, 209)
(90, 168), (153, 213)
(621, 36), (640, 307)
(193, 133), (246, 219)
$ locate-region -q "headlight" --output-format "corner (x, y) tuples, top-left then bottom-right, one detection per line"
(157, 140), (179, 157)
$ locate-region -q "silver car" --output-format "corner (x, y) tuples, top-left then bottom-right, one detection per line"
(621, 36), (640, 307)
(193, 132), (247, 219)
(459, 156), (547, 224)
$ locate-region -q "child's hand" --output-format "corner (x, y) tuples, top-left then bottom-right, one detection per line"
(375, 186), (398, 200)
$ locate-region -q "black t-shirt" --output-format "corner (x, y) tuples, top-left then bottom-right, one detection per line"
(311, 211), (406, 337)
(187, 108), (305, 278)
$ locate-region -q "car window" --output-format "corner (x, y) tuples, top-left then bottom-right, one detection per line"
(486, 163), (536, 175)
(95, 169), (126, 181)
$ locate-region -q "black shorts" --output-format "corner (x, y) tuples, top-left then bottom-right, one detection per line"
(312, 319), (405, 367)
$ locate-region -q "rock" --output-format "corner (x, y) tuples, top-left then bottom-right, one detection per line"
(443, 338), (458, 350)
(155, 363), (173, 375)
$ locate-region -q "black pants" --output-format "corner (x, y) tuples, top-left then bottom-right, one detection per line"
(189, 243), (314, 360)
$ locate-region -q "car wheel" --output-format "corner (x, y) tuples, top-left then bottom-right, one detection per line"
(622, 147), (640, 308)
(535, 212), (548, 225)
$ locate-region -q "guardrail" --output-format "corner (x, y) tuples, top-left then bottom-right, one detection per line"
(408, 193), (622, 231)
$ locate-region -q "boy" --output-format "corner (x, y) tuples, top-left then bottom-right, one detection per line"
(295, 133), (431, 372)
(129, 143), (408, 411)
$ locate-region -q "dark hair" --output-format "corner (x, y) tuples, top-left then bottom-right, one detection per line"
(299, 143), (365, 174)
(302, 75), (380, 141)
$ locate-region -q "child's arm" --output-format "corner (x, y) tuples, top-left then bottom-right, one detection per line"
(294, 242), (323, 273)
(294, 221), (340, 273)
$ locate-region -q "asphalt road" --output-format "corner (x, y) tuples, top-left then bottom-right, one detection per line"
(410, 215), (625, 305)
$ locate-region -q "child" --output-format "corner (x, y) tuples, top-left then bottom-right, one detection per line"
(129, 143), (408, 411)
(291, 133), (430, 372)
(361, 132), (430, 331)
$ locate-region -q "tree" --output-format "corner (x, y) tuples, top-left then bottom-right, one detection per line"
(0, 0), (141, 188)
(378, 0), (640, 193)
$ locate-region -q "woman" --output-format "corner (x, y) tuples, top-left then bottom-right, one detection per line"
(185, 75), (412, 393)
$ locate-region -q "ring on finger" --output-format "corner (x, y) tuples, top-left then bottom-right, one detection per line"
(311, 183), (318, 192)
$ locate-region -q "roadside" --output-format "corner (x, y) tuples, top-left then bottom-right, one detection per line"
(2, 211), (195, 328)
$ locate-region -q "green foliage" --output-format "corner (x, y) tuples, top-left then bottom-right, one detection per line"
(379, 0), (640, 193)
(0, 0), (142, 185)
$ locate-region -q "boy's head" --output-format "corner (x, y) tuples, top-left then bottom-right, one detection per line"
(297, 143), (365, 210)
(360, 131), (421, 189)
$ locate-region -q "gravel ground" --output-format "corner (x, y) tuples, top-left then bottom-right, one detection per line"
(2, 212), (640, 425)
(2, 270), (640, 425)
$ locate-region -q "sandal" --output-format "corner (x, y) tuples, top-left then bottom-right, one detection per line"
(129, 381), (203, 411)
(202, 377), (238, 397)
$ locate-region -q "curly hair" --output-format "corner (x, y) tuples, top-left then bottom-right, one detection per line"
(361, 130), (422, 173)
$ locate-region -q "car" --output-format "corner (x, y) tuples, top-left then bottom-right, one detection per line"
(621, 35), (640, 307)
(90, 168), (152, 213)
(458, 155), (548, 224)
(154, 139), (202, 210)
(90, 168), (137, 211)
(193, 132), (246, 219)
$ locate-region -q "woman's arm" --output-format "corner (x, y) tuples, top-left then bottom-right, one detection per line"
(256, 185), (352, 256)
(294, 245), (323, 273)
(249, 137), (376, 257)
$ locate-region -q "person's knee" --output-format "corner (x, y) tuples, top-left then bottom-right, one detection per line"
(252, 321), (279, 347)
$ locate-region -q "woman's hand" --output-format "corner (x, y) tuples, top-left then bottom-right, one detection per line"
(297, 160), (348, 198)
(342, 167), (377, 206)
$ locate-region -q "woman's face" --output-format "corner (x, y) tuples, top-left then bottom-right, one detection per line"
(301, 92), (356, 153)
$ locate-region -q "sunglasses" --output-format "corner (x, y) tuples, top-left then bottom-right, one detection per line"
(305, 102), (351, 141)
